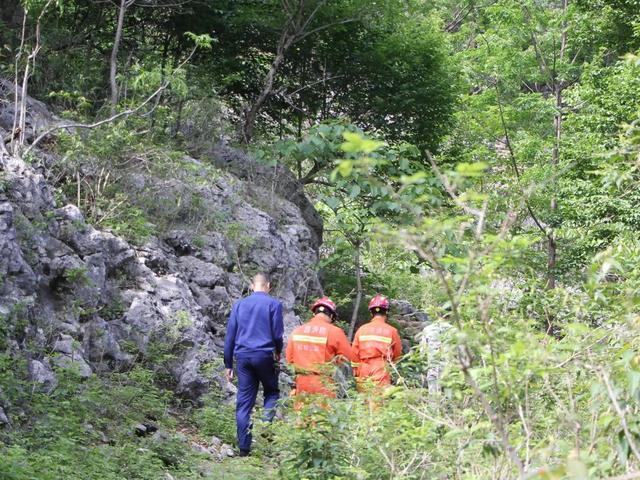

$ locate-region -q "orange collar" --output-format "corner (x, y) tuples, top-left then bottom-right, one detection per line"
(310, 314), (332, 324)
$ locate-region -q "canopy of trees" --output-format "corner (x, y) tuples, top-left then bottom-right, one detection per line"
(3, 0), (640, 478)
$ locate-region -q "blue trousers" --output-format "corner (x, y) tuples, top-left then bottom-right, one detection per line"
(235, 354), (280, 452)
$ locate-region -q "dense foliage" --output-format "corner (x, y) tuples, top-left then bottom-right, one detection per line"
(3, 0), (640, 478)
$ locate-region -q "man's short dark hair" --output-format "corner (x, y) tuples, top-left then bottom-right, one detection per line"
(252, 272), (271, 285)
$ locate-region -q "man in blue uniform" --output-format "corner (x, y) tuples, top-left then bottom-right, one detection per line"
(224, 272), (284, 456)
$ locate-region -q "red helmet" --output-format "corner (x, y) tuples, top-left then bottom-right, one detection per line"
(368, 294), (390, 313)
(311, 296), (337, 316)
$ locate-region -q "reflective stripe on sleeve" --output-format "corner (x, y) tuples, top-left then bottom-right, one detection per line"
(292, 334), (328, 345)
(359, 334), (392, 344)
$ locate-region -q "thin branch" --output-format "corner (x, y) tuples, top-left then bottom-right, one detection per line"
(285, 74), (344, 97)
(554, 329), (609, 369)
(521, 4), (550, 80)
(517, 392), (532, 468)
(23, 46), (197, 157)
(24, 86), (164, 156)
(600, 369), (640, 464)
(494, 83), (549, 238)
(18, 0), (54, 149)
(460, 361), (525, 474)
(298, 0), (326, 35)
(425, 150), (483, 218)
(295, 17), (357, 44)
(475, 198), (488, 239)
(406, 404), (459, 429)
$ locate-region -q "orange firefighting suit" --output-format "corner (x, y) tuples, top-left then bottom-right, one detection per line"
(285, 314), (354, 397)
(352, 315), (402, 387)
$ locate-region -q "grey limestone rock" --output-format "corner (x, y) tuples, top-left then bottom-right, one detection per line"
(0, 201), (37, 294)
(391, 299), (431, 341)
(0, 84), (323, 402)
(0, 79), (59, 144)
(418, 321), (453, 395)
(0, 406), (9, 425)
(51, 334), (93, 377)
(28, 359), (57, 391)
(210, 143), (323, 248)
(53, 334), (75, 355)
(52, 352), (93, 378)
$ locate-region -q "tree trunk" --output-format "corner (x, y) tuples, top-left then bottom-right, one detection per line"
(546, 85), (562, 290)
(152, 33), (171, 131)
(348, 244), (363, 340)
(109, 0), (127, 109)
(546, 0), (568, 290)
(241, 50), (286, 143)
(241, 0), (325, 143)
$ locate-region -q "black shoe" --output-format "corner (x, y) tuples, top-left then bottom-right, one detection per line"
(239, 449), (250, 457)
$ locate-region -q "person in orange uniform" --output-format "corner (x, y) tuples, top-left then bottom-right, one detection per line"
(352, 294), (402, 389)
(286, 296), (354, 398)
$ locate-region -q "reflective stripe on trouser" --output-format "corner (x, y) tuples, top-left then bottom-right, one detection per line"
(235, 355), (280, 452)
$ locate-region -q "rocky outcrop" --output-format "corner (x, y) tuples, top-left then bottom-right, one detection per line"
(210, 143), (323, 248)
(0, 79), (61, 146)
(392, 300), (431, 338)
(0, 87), (323, 420)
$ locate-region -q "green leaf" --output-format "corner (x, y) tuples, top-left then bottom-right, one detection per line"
(335, 160), (354, 177)
(455, 161), (488, 177)
(341, 132), (385, 154)
(324, 197), (340, 211)
(400, 171), (428, 185)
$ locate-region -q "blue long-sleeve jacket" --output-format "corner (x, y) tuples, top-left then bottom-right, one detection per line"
(223, 292), (284, 369)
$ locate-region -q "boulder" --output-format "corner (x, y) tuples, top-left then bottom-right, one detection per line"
(28, 359), (57, 391)
(210, 143), (323, 248)
(0, 201), (37, 294)
(51, 352), (93, 378)
(0, 79), (59, 144)
(53, 334), (75, 355)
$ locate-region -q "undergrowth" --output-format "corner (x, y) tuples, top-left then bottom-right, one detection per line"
(0, 355), (217, 480)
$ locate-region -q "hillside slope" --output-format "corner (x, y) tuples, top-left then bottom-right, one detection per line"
(0, 85), (323, 413)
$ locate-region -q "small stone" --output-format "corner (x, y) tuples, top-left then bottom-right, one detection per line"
(53, 334), (75, 354)
(152, 429), (171, 442)
(220, 444), (235, 457)
(191, 442), (209, 454)
(134, 423), (159, 437)
(57, 204), (84, 223)
(209, 436), (222, 449)
(134, 423), (148, 436)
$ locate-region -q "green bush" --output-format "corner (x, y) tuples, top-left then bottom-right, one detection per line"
(0, 361), (203, 480)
